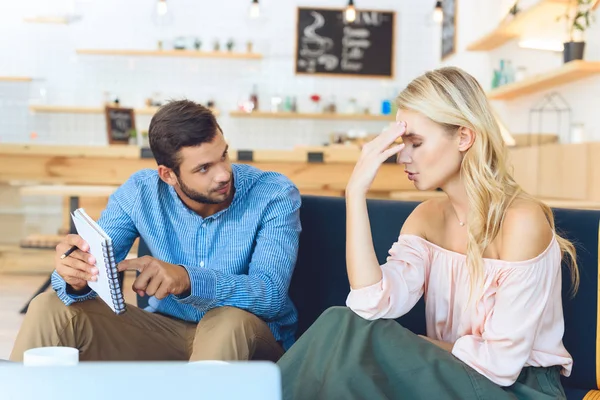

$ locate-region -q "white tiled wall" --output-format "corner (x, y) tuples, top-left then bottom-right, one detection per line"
(0, 82), (31, 143)
(0, 0), (441, 149)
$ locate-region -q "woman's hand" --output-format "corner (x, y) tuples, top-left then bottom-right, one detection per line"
(346, 121), (406, 197)
(345, 121), (406, 290)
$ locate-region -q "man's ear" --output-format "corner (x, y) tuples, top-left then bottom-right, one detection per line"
(157, 165), (178, 186)
(457, 127), (475, 152)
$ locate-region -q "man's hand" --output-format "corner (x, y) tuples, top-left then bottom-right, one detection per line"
(55, 234), (98, 292)
(418, 335), (454, 352)
(117, 256), (191, 299)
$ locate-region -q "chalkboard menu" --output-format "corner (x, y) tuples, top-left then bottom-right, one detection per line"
(105, 107), (135, 145)
(441, 0), (457, 59)
(295, 7), (395, 78)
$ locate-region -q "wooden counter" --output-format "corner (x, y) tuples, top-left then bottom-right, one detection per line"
(508, 142), (600, 202)
(2, 142), (599, 203)
(0, 144), (413, 195)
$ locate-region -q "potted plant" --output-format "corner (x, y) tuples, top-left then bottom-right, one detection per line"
(558, 0), (596, 63)
(128, 129), (138, 146)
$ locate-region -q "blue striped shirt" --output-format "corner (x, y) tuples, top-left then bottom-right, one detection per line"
(51, 164), (302, 350)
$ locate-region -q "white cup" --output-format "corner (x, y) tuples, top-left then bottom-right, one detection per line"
(23, 347), (79, 367)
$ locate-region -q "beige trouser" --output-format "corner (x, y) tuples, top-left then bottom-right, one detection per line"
(10, 292), (284, 362)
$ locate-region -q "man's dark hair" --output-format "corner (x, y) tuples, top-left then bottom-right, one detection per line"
(149, 99), (222, 175)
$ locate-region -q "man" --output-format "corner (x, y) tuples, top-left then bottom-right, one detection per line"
(10, 99), (302, 362)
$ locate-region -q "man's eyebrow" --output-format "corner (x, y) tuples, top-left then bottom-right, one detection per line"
(192, 162), (211, 172)
(191, 145), (229, 172)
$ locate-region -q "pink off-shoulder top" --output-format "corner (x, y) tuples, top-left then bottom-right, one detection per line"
(346, 234), (572, 387)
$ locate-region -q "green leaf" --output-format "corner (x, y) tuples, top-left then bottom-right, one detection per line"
(563, 0), (596, 35)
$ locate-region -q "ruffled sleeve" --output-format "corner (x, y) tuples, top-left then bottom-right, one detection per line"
(451, 250), (564, 387)
(346, 235), (429, 320)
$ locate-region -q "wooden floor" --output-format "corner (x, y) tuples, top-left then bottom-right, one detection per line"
(0, 274), (40, 359)
(0, 272), (137, 360)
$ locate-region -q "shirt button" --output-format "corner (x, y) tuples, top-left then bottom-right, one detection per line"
(200, 261), (205, 267)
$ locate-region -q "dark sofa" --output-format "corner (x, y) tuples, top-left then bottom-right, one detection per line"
(138, 195), (600, 399)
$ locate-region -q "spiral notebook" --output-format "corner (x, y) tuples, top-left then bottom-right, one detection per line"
(71, 208), (126, 314)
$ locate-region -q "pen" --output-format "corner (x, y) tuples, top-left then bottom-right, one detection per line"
(60, 245), (78, 260)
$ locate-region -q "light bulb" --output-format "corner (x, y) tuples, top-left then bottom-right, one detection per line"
(249, 0), (260, 19)
(345, 5), (356, 23)
(156, 0), (168, 17)
(433, 1), (443, 23)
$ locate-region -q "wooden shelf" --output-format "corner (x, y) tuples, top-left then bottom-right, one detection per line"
(76, 49), (262, 60)
(23, 16), (70, 24)
(0, 77), (32, 82)
(487, 61), (600, 100)
(28, 105), (220, 116)
(29, 105), (107, 114)
(229, 111), (394, 121)
(467, 0), (570, 51)
(136, 107), (162, 116)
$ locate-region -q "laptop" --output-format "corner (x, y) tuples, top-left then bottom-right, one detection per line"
(0, 361), (281, 400)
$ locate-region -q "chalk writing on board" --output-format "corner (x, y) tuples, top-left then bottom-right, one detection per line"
(298, 12), (338, 72)
(441, 0), (457, 59)
(105, 107), (135, 145)
(110, 111), (131, 138)
(341, 26), (371, 71)
(295, 7), (394, 78)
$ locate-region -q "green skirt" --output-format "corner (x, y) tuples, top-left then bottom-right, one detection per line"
(278, 307), (566, 400)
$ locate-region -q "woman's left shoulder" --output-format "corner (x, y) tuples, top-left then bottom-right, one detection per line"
(499, 198), (554, 262)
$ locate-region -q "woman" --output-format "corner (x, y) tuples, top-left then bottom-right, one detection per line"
(278, 67), (578, 400)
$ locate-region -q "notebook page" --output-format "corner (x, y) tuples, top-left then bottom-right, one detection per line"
(71, 212), (118, 313)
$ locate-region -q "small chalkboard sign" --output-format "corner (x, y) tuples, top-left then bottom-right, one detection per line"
(441, 0), (457, 60)
(105, 107), (135, 145)
(295, 7), (395, 78)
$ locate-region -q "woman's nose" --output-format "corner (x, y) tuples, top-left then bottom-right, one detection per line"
(397, 148), (412, 164)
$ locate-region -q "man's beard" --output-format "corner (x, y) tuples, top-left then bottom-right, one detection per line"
(177, 176), (231, 205)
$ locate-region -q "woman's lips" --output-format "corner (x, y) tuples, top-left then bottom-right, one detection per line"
(405, 171), (418, 181)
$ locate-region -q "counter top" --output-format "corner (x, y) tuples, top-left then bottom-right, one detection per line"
(0, 144), (364, 164)
(3, 143), (599, 204)
(0, 143), (412, 192)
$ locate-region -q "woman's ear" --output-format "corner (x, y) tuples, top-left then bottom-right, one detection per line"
(157, 165), (178, 186)
(457, 127), (475, 152)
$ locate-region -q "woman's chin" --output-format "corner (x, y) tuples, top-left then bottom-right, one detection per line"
(412, 180), (434, 191)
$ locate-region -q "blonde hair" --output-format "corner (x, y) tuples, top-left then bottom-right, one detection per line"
(395, 67), (579, 297)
